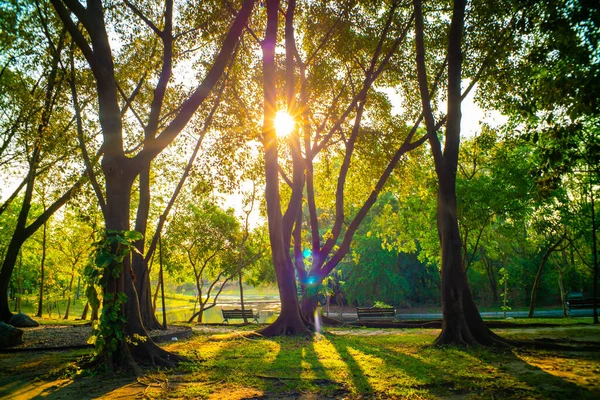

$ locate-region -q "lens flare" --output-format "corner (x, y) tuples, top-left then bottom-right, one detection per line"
(274, 110), (295, 137)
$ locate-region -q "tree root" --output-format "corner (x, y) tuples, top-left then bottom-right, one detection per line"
(258, 315), (311, 337)
(433, 318), (517, 348)
(131, 339), (187, 369)
(321, 315), (346, 326)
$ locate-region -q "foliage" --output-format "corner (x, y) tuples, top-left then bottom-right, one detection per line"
(163, 199), (265, 322)
(372, 300), (393, 308)
(85, 230), (142, 356)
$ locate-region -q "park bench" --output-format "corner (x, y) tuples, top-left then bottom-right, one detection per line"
(565, 298), (600, 316)
(221, 309), (259, 324)
(356, 307), (396, 322)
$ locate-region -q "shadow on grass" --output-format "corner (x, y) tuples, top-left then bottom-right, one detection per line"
(472, 345), (600, 399)
(255, 334), (350, 397)
(3, 328), (598, 399)
(0, 350), (142, 399)
(324, 330), (600, 398)
(326, 332), (444, 397)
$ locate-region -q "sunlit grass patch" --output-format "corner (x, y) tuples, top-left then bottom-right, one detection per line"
(157, 325), (600, 398)
(488, 317), (594, 326)
(3, 324), (600, 399)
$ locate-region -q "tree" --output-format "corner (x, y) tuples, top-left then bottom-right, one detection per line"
(50, 0), (255, 369)
(50, 208), (93, 320)
(413, 0), (518, 345)
(165, 201), (240, 323)
(257, 0), (431, 336)
(0, 3), (88, 323)
(478, 0), (599, 323)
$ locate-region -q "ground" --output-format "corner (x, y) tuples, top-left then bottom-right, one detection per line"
(7, 323), (191, 350)
(0, 319), (599, 399)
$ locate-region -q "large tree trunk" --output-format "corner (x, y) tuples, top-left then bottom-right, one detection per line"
(260, 257), (308, 336)
(414, 0), (509, 347)
(434, 183), (504, 345)
(300, 290), (319, 326)
(258, 0), (309, 337)
(0, 236), (27, 322)
(102, 158), (180, 370)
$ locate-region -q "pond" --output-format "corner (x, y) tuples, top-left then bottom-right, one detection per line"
(156, 293), (281, 324)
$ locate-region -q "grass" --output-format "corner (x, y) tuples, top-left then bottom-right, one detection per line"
(487, 317), (596, 325)
(1, 320), (599, 399)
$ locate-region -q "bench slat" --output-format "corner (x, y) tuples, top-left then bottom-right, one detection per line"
(221, 309), (259, 323)
(356, 307), (396, 321)
(566, 298), (600, 310)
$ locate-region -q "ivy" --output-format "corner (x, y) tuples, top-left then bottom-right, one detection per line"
(85, 229), (143, 358)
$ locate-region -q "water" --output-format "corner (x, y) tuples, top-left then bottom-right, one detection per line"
(157, 299), (281, 324)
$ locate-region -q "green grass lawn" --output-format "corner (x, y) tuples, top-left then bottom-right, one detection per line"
(9, 297), (88, 320)
(1, 321), (599, 399)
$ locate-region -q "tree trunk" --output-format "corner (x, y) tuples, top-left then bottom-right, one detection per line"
(81, 301), (89, 320)
(590, 178), (598, 324)
(132, 164), (162, 331)
(194, 275), (203, 324)
(0, 175), (82, 322)
(482, 252), (499, 303)
(0, 234), (27, 321)
(415, 0), (509, 347)
(528, 235), (564, 318)
(37, 221), (48, 318)
(260, 257), (309, 336)
(102, 158), (181, 369)
(557, 262), (567, 318)
(135, 261), (162, 330)
(159, 238), (167, 329)
(258, 0), (309, 337)
(238, 271), (247, 323)
(434, 182), (504, 345)
(152, 274), (160, 313)
(300, 290), (319, 326)
(64, 267), (76, 319)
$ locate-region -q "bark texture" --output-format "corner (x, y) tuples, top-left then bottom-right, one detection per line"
(414, 0), (511, 346)
(258, 0), (309, 337)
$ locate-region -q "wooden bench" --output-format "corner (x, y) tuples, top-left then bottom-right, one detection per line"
(566, 298), (599, 316)
(356, 307), (396, 321)
(221, 309), (259, 324)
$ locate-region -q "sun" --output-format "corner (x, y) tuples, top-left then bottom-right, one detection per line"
(274, 110), (295, 137)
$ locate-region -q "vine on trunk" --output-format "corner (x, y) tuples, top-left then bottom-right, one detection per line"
(85, 230), (144, 358)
